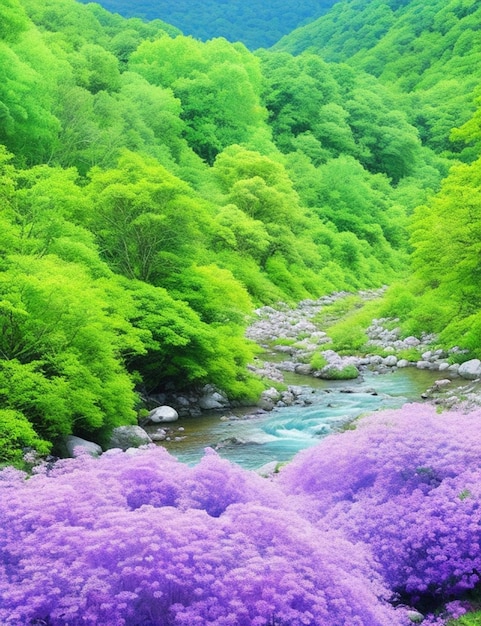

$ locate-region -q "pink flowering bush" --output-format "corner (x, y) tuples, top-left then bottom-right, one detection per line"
(0, 446), (405, 626)
(279, 404), (481, 611)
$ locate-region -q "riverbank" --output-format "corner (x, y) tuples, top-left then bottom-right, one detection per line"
(149, 290), (481, 466)
(61, 290), (481, 459)
(245, 290), (481, 413)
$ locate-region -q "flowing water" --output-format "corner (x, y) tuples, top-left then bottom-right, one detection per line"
(158, 368), (448, 470)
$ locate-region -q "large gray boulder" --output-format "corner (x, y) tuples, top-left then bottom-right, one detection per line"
(383, 355), (398, 367)
(146, 405), (179, 423)
(107, 426), (152, 450)
(458, 359), (481, 380)
(257, 387), (281, 411)
(62, 435), (103, 458)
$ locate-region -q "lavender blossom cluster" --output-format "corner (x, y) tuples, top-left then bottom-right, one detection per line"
(1, 404), (481, 625)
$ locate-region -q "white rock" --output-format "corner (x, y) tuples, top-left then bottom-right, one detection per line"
(255, 461), (280, 477)
(107, 426), (152, 450)
(458, 359), (481, 380)
(433, 379), (452, 388)
(263, 387), (281, 401)
(383, 355), (398, 367)
(416, 360), (431, 369)
(148, 405), (179, 423)
(150, 428), (167, 441)
(407, 609), (424, 623)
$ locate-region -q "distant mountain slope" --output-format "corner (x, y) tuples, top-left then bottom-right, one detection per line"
(274, 0), (479, 64)
(274, 0), (481, 158)
(77, 0), (341, 49)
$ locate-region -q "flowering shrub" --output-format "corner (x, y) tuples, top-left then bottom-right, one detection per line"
(279, 404), (481, 609)
(0, 446), (404, 626)
(3, 404), (481, 624)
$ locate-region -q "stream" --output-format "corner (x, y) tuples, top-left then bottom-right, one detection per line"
(159, 367), (446, 470)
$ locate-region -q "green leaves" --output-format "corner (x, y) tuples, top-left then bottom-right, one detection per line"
(0, 408), (50, 466)
(0, 0), (28, 43)
(0, 0), (473, 465)
(86, 151), (197, 282)
(123, 279), (261, 399)
(130, 36), (265, 163)
(0, 253), (139, 441)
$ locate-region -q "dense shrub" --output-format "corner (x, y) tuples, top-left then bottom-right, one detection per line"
(4, 404), (481, 623)
(280, 404), (481, 611)
(0, 448), (404, 626)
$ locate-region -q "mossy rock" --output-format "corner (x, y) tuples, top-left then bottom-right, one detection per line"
(319, 365), (360, 380)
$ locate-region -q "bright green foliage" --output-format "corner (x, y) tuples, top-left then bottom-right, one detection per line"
(402, 154), (481, 353)
(0, 0), (28, 42)
(451, 94), (481, 159)
(0, 37), (60, 165)
(0, 409), (50, 466)
(86, 150), (202, 283)
(116, 71), (186, 163)
(0, 0), (474, 461)
(0, 255), (139, 441)
(377, 284), (417, 319)
(213, 205), (271, 262)
(259, 51), (422, 182)
(324, 365), (360, 380)
(130, 37), (266, 163)
(449, 613), (481, 626)
(276, 0), (481, 160)
(310, 353), (328, 370)
(69, 43), (121, 94)
(327, 323), (369, 355)
(168, 265), (253, 325)
(123, 280), (262, 400)
(316, 297), (384, 354)
(313, 156), (407, 246)
(396, 347), (423, 363)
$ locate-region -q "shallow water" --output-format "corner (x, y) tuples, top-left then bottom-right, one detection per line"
(158, 368), (446, 470)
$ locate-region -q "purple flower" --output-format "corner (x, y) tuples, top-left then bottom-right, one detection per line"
(0, 445), (404, 625)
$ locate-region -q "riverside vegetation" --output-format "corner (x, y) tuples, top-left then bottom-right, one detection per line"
(1, 0), (481, 624)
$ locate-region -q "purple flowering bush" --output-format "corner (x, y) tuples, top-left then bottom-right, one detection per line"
(0, 446), (405, 626)
(2, 404), (481, 624)
(279, 404), (481, 609)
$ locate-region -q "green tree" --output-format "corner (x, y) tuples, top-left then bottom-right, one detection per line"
(0, 409), (51, 467)
(410, 157), (481, 321)
(213, 204), (271, 262)
(69, 43), (121, 94)
(0, 0), (28, 42)
(0, 254), (140, 442)
(123, 279), (262, 400)
(130, 36), (266, 163)
(86, 151), (203, 283)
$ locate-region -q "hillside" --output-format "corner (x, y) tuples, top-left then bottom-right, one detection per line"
(77, 0), (341, 49)
(275, 0), (481, 159)
(0, 0), (477, 473)
(274, 0), (481, 354)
